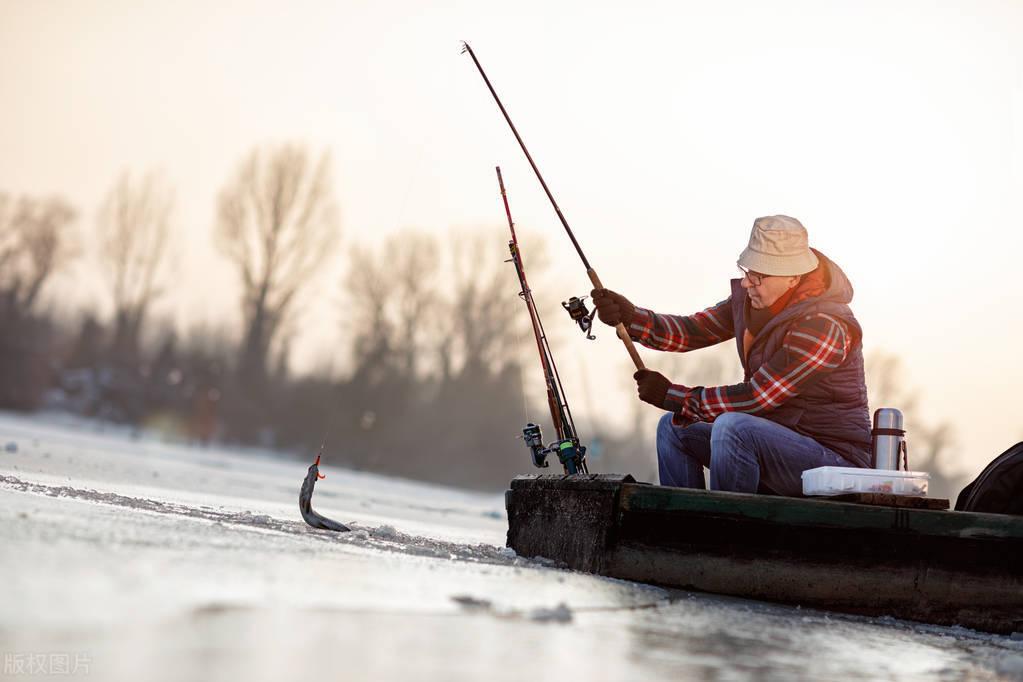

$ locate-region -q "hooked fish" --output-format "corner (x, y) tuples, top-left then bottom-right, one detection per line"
(299, 453), (350, 532)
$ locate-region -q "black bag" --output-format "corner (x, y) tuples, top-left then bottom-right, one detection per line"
(954, 442), (1023, 515)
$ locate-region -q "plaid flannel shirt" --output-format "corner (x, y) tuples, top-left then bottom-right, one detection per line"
(628, 298), (852, 425)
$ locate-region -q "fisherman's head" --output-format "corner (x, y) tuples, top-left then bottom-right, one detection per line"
(737, 215), (819, 309)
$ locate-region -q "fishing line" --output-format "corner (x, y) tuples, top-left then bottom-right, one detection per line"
(461, 41), (646, 371)
(390, 137), (429, 233)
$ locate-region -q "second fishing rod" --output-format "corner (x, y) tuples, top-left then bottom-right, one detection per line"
(498, 165), (587, 475)
(462, 41), (645, 371)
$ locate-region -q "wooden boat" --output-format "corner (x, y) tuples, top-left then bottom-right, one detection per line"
(505, 474), (1023, 634)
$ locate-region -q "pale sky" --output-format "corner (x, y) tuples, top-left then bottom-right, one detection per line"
(2, 0), (1021, 478)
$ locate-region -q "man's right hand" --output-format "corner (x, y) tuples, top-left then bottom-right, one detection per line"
(590, 288), (636, 327)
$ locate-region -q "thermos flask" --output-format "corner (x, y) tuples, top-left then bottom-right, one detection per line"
(872, 407), (907, 470)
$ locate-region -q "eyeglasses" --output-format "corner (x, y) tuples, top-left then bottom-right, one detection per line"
(737, 265), (768, 286)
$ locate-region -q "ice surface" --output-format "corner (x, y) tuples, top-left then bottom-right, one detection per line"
(1, 411), (1021, 682)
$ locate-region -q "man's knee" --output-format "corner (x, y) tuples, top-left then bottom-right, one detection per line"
(655, 413), (677, 463)
(710, 413), (762, 471)
(656, 412), (675, 441)
(710, 412), (758, 440)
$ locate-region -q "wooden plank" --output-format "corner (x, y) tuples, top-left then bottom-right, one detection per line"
(616, 497), (1020, 573)
(505, 474), (632, 573)
(509, 473), (636, 491)
(606, 545), (1023, 634)
(618, 483), (1023, 539)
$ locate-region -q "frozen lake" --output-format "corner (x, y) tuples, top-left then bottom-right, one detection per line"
(1, 411), (1021, 681)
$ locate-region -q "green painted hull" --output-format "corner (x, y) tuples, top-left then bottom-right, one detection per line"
(505, 474), (1023, 634)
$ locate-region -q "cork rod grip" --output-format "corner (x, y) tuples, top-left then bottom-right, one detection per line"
(586, 269), (645, 371)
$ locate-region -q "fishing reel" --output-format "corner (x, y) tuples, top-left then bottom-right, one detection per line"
(562, 296), (595, 340)
(522, 423), (587, 475)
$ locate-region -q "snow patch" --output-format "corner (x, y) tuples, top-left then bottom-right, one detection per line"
(450, 594), (573, 624)
(450, 595), (492, 611)
(527, 603), (573, 623)
(994, 653), (1023, 676)
(0, 475), (550, 572)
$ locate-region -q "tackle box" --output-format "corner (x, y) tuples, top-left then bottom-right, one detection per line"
(801, 466), (930, 497)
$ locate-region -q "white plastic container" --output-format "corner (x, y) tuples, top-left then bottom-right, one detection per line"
(801, 466), (930, 497)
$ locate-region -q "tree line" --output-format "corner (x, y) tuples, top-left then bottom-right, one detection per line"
(0, 143), (597, 488)
(0, 142), (969, 496)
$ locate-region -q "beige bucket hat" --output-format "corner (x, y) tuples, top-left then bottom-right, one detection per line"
(737, 215), (819, 276)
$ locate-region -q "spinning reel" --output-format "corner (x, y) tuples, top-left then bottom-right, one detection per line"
(562, 296), (595, 340)
(522, 422), (587, 475)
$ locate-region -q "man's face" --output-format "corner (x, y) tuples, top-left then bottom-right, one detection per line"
(740, 269), (800, 309)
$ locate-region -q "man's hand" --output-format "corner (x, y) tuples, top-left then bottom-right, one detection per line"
(633, 369), (671, 408)
(590, 288), (636, 327)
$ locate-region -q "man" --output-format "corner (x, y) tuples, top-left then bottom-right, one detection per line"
(592, 215), (871, 496)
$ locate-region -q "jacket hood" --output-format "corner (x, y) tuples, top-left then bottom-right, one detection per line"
(811, 249), (855, 305)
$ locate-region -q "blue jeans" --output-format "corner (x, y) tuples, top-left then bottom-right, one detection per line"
(656, 412), (855, 496)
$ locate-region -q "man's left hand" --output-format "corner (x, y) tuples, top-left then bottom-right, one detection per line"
(633, 369), (672, 408)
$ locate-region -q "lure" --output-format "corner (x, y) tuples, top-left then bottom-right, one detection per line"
(299, 447), (350, 532)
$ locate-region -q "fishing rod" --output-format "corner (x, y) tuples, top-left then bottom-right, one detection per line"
(498, 166), (587, 475)
(462, 41), (645, 371)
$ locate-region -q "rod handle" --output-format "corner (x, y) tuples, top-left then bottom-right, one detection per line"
(586, 269), (646, 371)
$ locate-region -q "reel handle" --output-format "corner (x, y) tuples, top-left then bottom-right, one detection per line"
(586, 268), (645, 371)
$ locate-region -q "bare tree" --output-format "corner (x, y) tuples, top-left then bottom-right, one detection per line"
(345, 242), (399, 386)
(441, 229), (526, 378)
(96, 171), (174, 359)
(865, 351), (918, 417)
(344, 228), (526, 385)
(0, 194), (14, 274)
(0, 193), (77, 410)
(865, 349), (967, 499)
(392, 232), (440, 377)
(344, 231), (440, 383)
(0, 193), (77, 320)
(216, 144), (340, 385)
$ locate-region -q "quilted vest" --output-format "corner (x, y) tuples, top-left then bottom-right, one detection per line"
(728, 251), (872, 468)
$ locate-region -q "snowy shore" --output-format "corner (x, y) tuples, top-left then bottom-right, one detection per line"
(1, 411), (1021, 681)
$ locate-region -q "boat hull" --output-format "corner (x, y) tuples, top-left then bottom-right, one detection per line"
(505, 474), (1023, 634)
